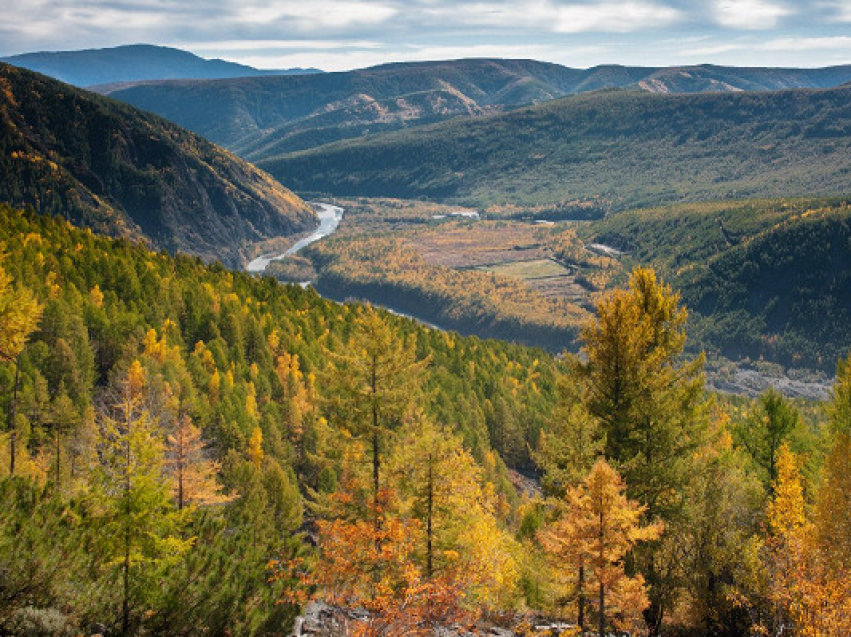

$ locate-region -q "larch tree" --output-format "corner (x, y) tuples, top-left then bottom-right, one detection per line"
(0, 257), (42, 476)
(534, 371), (603, 629)
(817, 355), (851, 570)
(89, 361), (190, 635)
(322, 305), (429, 525)
(166, 414), (227, 510)
(535, 371), (604, 499)
(388, 413), (519, 606)
(565, 266), (704, 634)
(539, 458), (662, 635)
(736, 388), (801, 492)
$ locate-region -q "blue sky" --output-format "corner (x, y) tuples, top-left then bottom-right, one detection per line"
(2, 0), (851, 71)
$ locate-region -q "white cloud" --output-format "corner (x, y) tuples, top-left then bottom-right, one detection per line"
(552, 2), (682, 33)
(421, 1), (682, 33)
(713, 0), (792, 29)
(758, 35), (851, 50)
(231, 42), (614, 71)
(234, 1), (397, 29)
(184, 39), (384, 52)
(689, 34), (851, 56)
(828, 0), (851, 21)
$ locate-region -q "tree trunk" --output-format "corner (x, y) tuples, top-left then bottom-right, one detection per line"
(9, 356), (20, 475)
(599, 503), (605, 637)
(371, 355), (380, 528)
(578, 561), (585, 632)
(123, 409), (132, 636)
(54, 428), (61, 488)
(427, 456), (433, 578)
(177, 461), (184, 511)
(123, 526), (130, 636)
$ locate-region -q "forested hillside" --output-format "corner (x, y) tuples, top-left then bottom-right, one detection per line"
(0, 203), (557, 633)
(582, 197), (851, 369)
(0, 62), (315, 267)
(2, 203), (851, 635)
(259, 85), (851, 211)
(104, 60), (851, 161)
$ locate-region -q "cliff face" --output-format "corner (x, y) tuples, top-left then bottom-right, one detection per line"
(0, 62), (315, 267)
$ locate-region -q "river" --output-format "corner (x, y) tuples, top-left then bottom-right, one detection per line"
(246, 202), (343, 273)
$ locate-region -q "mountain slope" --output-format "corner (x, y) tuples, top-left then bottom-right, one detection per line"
(103, 60), (851, 158)
(583, 198), (851, 370)
(1, 44), (321, 88)
(258, 85), (851, 211)
(105, 58), (583, 154)
(0, 62), (316, 267)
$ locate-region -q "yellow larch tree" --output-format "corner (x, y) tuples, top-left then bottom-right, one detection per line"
(539, 458), (662, 635)
(388, 413), (519, 608)
(166, 414), (228, 510)
(0, 256), (42, 476)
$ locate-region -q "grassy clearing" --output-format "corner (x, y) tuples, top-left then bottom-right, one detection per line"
(480, 258), (571, 279)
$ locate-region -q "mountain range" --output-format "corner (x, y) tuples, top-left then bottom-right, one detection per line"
(100, 58), (851, 160)
(0, 62), (315, 267)
(1, 44), (321, 88)
(257, 84), (851, 211)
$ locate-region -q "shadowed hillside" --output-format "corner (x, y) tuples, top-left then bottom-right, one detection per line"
(0, 62), (316, 267)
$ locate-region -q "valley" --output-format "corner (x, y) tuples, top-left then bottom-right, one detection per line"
(3, 39), (851, 637)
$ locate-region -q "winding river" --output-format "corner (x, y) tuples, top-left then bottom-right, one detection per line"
(245, 201), (445, 331)
(246, 202), (344, 273)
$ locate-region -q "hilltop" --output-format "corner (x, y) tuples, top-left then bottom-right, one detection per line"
(1, 44), (321, 87)
(102, 59), (851, 159)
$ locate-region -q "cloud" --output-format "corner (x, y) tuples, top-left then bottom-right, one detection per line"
(419, 1), (682, 34)
(233, 1), (397, 30)
(2, 0), (851, 71)
(230, 41), (615, 72)
(826, 1), (851, 21)
(690, 34), (851, 56)
(712, 0), (792, 29)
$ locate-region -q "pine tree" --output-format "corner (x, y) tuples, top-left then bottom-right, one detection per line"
(737, 388), (800, 491)
(535, 371), (603, 499)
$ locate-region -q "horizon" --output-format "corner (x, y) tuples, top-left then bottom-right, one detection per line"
(2, 1), (851, 72)
(4, 41), (851, 75)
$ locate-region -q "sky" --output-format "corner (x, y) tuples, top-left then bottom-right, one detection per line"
(2, 0), (851, 71)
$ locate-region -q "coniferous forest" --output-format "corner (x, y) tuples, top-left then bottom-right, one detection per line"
(2, 201), (850, 636)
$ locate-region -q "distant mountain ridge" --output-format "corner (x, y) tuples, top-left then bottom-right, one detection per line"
(101, 59), (851, 160)
(0, 62), (316, 267)
(257, 84), (851, 211)
(1, 44), (322, 88)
